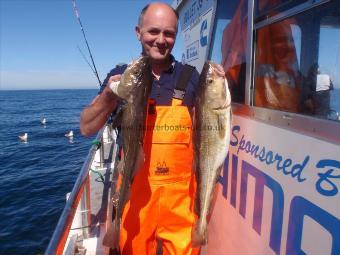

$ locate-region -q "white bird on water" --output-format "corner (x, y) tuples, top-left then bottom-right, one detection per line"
(65, 130), (74, 138)
(19, 133), (28, 142)
(41, 117), (47, 125)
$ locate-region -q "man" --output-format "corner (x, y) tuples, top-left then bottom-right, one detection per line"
(80, 2), (200, 254)
(314, 67), (334, 117)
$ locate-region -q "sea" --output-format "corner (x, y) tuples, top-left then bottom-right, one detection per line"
(0, 88), (339, 255)
(0, 89), (98, 254)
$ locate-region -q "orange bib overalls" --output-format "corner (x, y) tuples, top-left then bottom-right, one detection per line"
(119, 97), (199, 255)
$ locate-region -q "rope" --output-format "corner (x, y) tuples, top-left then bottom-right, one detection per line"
(91, 139), (101, 150)
(91, 139), (104, 182)
(90, 168), (105, 183)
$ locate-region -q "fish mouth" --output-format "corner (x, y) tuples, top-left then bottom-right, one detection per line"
(129, 56), (149, 68)
(208, 62), (225, 77)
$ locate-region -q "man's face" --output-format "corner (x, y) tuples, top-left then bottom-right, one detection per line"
(136, 4), (177, 64)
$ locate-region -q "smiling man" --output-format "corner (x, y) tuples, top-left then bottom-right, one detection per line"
(80, 2), (200, 254)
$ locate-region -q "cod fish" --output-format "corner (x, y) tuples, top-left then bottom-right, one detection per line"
(192, 61), (232, 246)
(103, 56), (153, 250)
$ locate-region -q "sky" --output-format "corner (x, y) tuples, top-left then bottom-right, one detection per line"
(1, 0), (339, 91)
(0, 0), (178, 90)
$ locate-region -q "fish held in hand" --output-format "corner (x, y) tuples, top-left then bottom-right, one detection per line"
(110, 56), (150, 103)
(192, 61), (232, 247)
(103, 56), (153, 250)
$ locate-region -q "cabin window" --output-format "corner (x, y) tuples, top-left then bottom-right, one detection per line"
(209, 0), (247, 103)
(255, 0), (308, 21)
(254, 0), (340, 121)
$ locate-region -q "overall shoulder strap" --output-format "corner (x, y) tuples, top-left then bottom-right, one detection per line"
(173, 64), (195, 100)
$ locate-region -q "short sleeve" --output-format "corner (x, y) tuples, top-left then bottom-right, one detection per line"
(98, 64), (127, 94)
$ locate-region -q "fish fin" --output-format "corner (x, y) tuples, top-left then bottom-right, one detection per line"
(207, 166), (223, 217)
(215, 164), (224, 183)
(133, 145), (145, 176)
(191, 219), (207, 247)
(117, 160), (125, 175)
(103, 219), (121, 250)
(193, 160), (200, 216)
(111, 108), (124, 129)
(126, 185), (132, 203)
(194, 194), (200, 217)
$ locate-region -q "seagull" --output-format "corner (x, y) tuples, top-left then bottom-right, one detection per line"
(41, 117), (47, 125)
(65, 130), (74, 138)
(18, 133), (28, 142)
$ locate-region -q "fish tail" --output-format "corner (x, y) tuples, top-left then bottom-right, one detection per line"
(191, 218), (207, 247)
(102, 219), (121, 250)
(112, 219), (121, 249)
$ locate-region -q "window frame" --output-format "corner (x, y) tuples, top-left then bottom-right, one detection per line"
(229, 0), (339, 143)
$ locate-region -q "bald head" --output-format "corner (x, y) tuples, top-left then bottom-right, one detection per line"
(138, 2), (179, 30)
(135, 2), (178, 67)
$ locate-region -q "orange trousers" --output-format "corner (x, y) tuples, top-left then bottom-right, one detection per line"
(119, 174), (200, 255)
(118, 99), (199, 254)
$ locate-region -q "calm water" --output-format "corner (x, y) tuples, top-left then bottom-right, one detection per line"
(0, 88), (339, 254)
(0, 89), (97, 254)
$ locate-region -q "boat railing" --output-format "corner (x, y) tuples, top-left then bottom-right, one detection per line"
(45, 125), (111, 255)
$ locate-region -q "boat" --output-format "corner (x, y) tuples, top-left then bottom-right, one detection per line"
(46, 0), (340, 254)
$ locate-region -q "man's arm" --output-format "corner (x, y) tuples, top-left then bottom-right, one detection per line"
(80, 75), (121, 137)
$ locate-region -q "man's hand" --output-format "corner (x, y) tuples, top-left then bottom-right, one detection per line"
(108, 74), (122, 95)
(90, 75), (119, 104)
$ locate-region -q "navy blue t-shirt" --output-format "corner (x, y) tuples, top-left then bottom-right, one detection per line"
(100, 58), (200, 109)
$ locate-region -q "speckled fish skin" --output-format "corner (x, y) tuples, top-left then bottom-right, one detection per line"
(103, 56), (152, 251)
(192, 61), (232, 247)
(116, 56), (151, 104)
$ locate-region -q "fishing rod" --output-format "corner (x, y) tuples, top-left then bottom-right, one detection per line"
(72, 0), (102, 87)
(77, 45), (97, 76)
